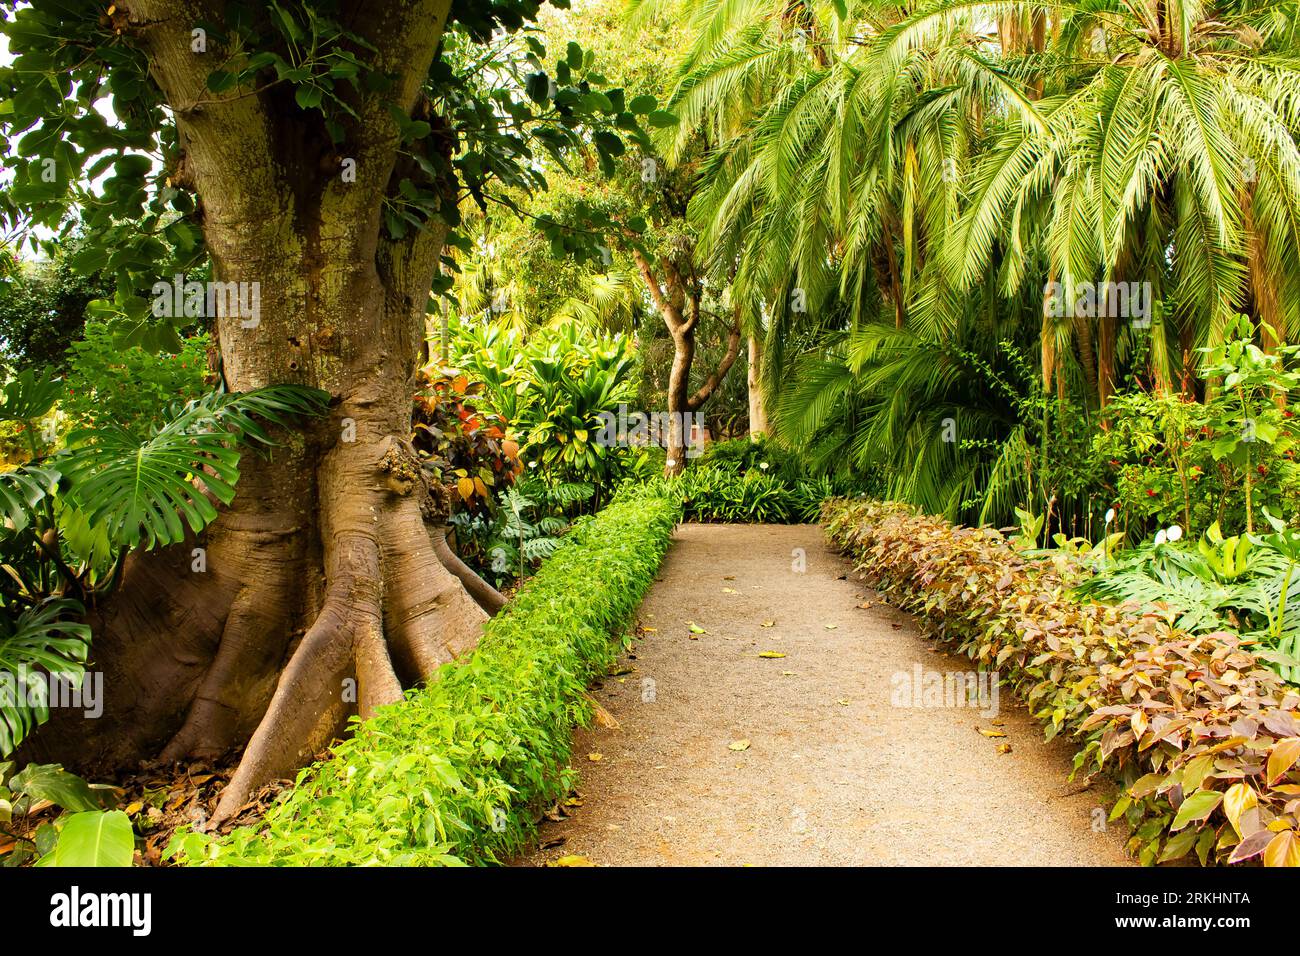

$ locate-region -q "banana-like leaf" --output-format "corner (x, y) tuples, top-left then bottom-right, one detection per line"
(44, 810), (134, 867)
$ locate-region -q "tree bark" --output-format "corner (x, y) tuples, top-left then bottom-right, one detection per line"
(26, 0), (495, 823)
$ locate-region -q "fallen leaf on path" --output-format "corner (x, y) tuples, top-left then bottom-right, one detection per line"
(582, 692), (620, 730)
(728, 740), (751, 751)
(781, 670), (796, 676)
(760, 620), (775, 627)
(688, 622), (707, 634)
(890, 623), (903, 630)
(723, 575), (735, 580)
(551, 855), (596, 867)
(640, 626), (657, 633)
(722, 587), (738, 594)
(856, 602), (872, 609)
(836, 698), (850, 706)
(977, 728), (1007, 738)
(540, 837), (566, 850)
(996, 743), (1013, 755)
(824, 623), (838, 630)
(587, 753), (603, 762)
(759, 651), (786, 658)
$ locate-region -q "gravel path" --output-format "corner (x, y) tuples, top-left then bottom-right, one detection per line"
(517, 523), (1132, 867)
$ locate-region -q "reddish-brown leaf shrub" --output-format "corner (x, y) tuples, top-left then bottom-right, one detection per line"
(823, 498), (1300, 866)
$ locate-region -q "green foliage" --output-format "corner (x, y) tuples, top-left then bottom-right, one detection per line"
(0, 241), (109, 374)
(452, 318), (642, 501)
(60, 386), (329, 550)
(38, 810), (134, 867)
(825, 497), (1300, 867)
(411, 366), (519, 512)
(0, 599), (90, 756)
(1096, 318), (1300, 539)
(0, 761), (130, 867)
(1080, 517), (1300, 684)
(633, 439), (857, 523)
(62, 323), (210, 436)
(451, 475), (594, 589)
(171, 491), (682, 866)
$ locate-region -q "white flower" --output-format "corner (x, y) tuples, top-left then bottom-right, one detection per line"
(1166, 524), (1183, 542)
(666, 458), (677, 467)
(527, 460), (538, 469)
(760, 462), (769, 470)
(1104, 508), (1115, 526)
(1154, 529), (1167, 546)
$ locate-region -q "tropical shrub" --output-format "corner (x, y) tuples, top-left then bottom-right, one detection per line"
(61, 322), (210, 436)
(171, 490), (682, 866)
(449, 476), (596, 589)
(1080, 516), (1300, 685)
(1094, 319), (1300, 540)
(631, 438), (861, 524)
(824, 498), (1300, 867)
(451, 318), (640, 505)
(411, 365), (519, 513)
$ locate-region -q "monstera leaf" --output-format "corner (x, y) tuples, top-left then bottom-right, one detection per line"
(0, 598), (91, 756)
(60, 385), (327, 550)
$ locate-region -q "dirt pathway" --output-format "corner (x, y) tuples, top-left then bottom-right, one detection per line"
(518, 523), (1132, 866)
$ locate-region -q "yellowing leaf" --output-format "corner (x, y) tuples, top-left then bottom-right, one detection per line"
(1263, 830), (1300, 868)
(688, 622), (707, 634)
(551, 855), (596, 867)
(1222, 782), (1258, 837)
(456, 477), (475, 501)
(977, 728), (1007, 738)
(586, 753), (603, 762)
(473, 477), (488, 497)
(758, 651), (786, 659)
(760, 620), (775, 627)
(722, 587), (738, 594)
(996, 743), (1012, 755)
(728, 740), (751, 751)
(1267, 737), (1300, 785)
(824, 623), (838, 630)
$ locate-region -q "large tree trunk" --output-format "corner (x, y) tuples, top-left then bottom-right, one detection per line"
(26, 0), (492, 825)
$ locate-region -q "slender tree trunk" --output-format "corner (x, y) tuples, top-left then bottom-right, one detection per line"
(633, 251), (740, 476)
(1097, 312), (1117, 412)
(748, 335), (768, 436)
(25, 0), (495, 823)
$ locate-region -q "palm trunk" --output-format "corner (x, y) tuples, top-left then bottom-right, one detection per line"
(748, 336), (769, 436)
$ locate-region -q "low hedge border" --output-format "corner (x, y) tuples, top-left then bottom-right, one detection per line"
(172, 492), (681, 866)
(823, 498), (1300, 867)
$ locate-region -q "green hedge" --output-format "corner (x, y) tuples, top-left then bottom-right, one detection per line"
(171, 492), (681, 866)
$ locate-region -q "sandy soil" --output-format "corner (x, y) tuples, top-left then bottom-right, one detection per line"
(516, 523), (1133, 867)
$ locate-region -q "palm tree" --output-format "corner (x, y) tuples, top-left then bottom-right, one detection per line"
(903, 0), (1300, 400)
